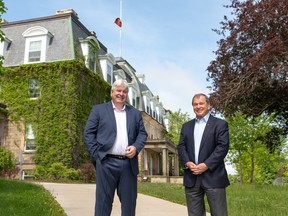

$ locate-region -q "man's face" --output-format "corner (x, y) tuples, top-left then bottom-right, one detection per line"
(192, 95), (210, 119)
(111, 85), (128, 105)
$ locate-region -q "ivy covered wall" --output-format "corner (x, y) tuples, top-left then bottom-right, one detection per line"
(0, 60), (111, 169)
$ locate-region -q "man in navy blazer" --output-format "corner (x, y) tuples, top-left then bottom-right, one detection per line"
(178, 93), (230, 216)
(84, 79), (147, 216)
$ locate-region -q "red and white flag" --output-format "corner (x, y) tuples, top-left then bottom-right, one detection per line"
(114, 17), (122, 28)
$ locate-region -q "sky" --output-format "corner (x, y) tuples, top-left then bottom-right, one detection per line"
(3, 0), (233, 118)
(3, 0), (236, 174)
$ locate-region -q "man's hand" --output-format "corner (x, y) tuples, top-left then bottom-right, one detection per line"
(190, 163), (208, 175)
(185, 161), (196, 170)
(125, 146), (136, 158)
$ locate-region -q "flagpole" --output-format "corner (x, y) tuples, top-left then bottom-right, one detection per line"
(119, 0), (122, 57)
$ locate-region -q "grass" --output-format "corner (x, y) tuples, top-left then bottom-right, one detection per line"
(0, 178), (66, 216)
(227, 184), (288, 216)
(138, 182), (288, 216)
(1, 179), (287, 216)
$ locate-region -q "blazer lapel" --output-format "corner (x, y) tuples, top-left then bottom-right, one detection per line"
(125, 105), (130, 134)
(199, 115), (214, 152)
(190, 119), (196, 158)
(106, 102), (117, 131)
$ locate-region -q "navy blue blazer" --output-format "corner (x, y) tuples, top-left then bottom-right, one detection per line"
(84, 101), (147, 176)
(177, 115), (230, 188)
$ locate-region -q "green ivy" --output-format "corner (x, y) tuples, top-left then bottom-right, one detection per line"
(0, 60), (111, 169)
(0, 107), (7, 115)
(0, 146), (16, 176)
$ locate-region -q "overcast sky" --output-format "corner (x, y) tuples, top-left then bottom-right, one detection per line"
(3, 0), (232, 118)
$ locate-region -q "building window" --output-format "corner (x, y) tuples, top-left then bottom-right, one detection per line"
(145, 97), (150, 114)
(0, 36), (12, 59)
(28, 40), (42, 62)
(156, 107), (162, 122)
(28, 78), (40, 99)
(136, 97), (140, 109)
(25, 124), (36, 151)
(107, 64), (112, 84)
(150, 101), (155, 118)
(132, 89), (137, 107)
(132, 97), (136, 107)
(88, 48), (97, 72)
(146, 106), (150, 114)
(80, 36), (100, 73)
(22, 26), (53, 64)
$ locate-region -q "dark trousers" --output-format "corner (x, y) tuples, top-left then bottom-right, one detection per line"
(185, 176), (228, 216)
(95, 157), (137, 216)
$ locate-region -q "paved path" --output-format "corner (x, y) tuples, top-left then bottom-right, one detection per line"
(39, 182), (210, 216)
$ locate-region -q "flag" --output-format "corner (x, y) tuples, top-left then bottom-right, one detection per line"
(114, 17), (122, 28)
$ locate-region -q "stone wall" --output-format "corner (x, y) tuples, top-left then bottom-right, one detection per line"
(150, 176), (183, 184)
(0, 120), (36, 174)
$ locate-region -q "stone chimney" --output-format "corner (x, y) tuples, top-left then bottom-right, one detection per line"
(56, 9), (78, 19)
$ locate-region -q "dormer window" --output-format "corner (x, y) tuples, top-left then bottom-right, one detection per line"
(128, 88), (137, 108)
(132, 89), (137, 107)
(145, 97), (150, 114)
(107, 64), (113, 84)
(28, 40), (41, 62)
(0, 36), (12, 58)
(22, 26), (53, 64)
(80, 36), (100, 73)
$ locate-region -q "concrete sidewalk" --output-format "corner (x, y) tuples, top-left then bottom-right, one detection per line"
(40, 182), (210, 216)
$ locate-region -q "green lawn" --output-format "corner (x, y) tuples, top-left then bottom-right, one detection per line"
(0, 179), (66, 216)
(138, 182), (288, 216)
(1, 178), (287, 216)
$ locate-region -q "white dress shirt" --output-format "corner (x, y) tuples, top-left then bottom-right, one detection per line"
(194, 113), (210, 164)
(108, 103), (128, 155)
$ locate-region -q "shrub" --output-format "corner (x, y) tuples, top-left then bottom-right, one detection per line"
(31, 162), (80, 181)
(47, 162), (79, 180)
(78, 163), (95, 182)
(0, 147), (18, 178)
(31, 165), (48, 179)
(283, 163), (288, 184)
(64, 168), (79, 181)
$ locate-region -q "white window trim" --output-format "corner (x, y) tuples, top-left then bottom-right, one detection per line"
(80, 36), (99, 73)
(22, 26), (53, 64)
(24, 123), (36, 152)
(0, 37), (12, 57)
(107, 63), (113, 84)
(128, 88), (137, 107)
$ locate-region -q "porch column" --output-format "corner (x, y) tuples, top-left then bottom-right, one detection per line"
(174, 153), (179, 175)
(143, 149), (148, 176)
(162, 148), (168, 176)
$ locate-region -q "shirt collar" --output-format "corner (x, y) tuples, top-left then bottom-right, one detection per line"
(195, 113), (210, 123)
(112, 101), (126, 111)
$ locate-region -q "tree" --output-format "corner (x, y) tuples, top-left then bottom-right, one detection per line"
(165, 109), (190, 145)
(226, 112), (286, 184)
(207, 0), (287, 130)
(165, 109), (190, 176)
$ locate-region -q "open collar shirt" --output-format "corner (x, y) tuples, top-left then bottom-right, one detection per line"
(108, 102), (129, 155)
(194, 113), (210, 164)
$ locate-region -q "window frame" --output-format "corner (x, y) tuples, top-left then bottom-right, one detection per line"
(24, 123), (36, 152)
(22, 26), (53, 64)
(79, 36), (100, 73)
(28, 78), (41, 99)
(0, 36), (12, 57)
(27, 39), (42, 63)
(107, 64), (113, 84)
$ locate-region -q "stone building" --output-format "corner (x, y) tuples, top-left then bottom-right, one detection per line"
(0, 9), (180, 182)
